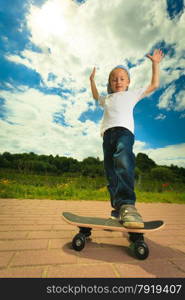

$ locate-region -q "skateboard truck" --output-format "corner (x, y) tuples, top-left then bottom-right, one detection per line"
(128, 232), (149, 260)
(73, 228), (149, 260)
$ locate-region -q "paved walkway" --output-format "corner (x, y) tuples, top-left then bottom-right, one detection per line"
(0, 199), (185, 278)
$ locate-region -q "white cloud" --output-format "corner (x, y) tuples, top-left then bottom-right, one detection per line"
(0, 88), (103, 160)
(145, 143), (185, 168)
(158, 83), (176, 110)
(158, 84), (185, 112)
(6, 0), (182, 89)
(0, 88), (62, 125)
(155, 113), (166, 120)
(133, 140), (149, 153)
(134, 141), (185, 168)
(175, 89), (185, 111)
(180, 113), (185, 119)
(5, 0), (185, 96)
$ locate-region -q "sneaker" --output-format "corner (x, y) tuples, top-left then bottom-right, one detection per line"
(119, 205), (144, 229)
(110, 209), (119, 220)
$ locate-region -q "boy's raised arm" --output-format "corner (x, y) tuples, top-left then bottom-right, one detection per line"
(143, 49), (164, 96)
(90, 67), (99, 100)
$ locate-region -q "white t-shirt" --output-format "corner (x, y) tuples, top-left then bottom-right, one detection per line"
(98, 88), (146, 136)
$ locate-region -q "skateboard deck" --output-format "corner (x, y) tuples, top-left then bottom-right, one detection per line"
(62, 212), (164, 233)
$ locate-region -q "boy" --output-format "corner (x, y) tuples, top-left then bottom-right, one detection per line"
(89, 49), (164, 228)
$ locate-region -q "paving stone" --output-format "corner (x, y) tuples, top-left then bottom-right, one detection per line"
(28, 230), (71, 239)
(170, 245), (185, 254)
(94, 237), (129, 248)
(77, 247), (134, 264)
(0, 267), (44, 278)
(151, 236), (185, 246)
(0, 252), (14, 268)
(0, 239), (48, 251)
(49, 239), (72, 249)
(115, 263), (156, 278)
(49, 238), (101, 250)
(0, 225), (52, 231)
(11, 249), (77, 267)
(47, 264), (117, 278)
(116, 260), (185, 277)
(144, 240), (185, 260)
(0, 232), (28, 239)
(170, 259), (185, 273)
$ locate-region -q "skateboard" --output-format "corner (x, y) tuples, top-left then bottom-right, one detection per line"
(62, 212), (165, 260)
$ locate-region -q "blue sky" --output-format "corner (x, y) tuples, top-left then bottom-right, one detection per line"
(0, 0), (185, 167)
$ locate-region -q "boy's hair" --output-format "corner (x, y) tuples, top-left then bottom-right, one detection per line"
(107, 65), (130, 94)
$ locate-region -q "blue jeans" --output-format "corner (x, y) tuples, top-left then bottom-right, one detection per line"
(103, 127), (136, 209)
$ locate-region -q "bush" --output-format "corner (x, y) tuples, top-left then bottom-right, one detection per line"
(150, 167), (174, 181)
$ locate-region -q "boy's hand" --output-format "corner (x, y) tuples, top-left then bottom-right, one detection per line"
(146, 49), (164, 64)
(90, 67), (96, 81)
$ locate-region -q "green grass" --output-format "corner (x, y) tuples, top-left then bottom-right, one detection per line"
(136, 191), (185, 204)
(0, 169), (185, 203)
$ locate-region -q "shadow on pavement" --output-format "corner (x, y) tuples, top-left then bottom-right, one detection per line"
(62, 235), (185, 277)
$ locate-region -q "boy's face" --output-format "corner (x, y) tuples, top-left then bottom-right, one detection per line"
(109, 68), (130, 93)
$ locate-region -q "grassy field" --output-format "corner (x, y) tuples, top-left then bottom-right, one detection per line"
(0, 169), (185, 203)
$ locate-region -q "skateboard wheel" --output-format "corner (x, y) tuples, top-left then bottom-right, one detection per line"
(72, 233), (86, 251)
(133, 241), (149, 260)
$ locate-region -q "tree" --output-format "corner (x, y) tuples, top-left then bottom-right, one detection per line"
(150, 167), (174, 181)
(0, 156), (11, 168)
(81, 157), (104, 177)
(136, 153), (156, 172)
